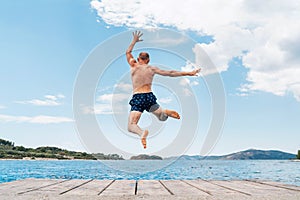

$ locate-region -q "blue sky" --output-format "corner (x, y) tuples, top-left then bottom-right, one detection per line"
(0, 0), (299, 157)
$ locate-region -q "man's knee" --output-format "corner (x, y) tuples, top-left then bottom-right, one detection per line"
(127, 124), (133, 133)
(159, 113), (168, 121)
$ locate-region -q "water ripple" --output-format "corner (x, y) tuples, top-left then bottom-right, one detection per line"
(0, 160), (299, 186)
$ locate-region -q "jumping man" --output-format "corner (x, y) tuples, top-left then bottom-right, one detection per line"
(126, 31), (200, 149)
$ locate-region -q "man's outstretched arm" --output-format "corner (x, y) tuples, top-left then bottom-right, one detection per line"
(152, 67), (201, 77)
(126, 31), (143, 66)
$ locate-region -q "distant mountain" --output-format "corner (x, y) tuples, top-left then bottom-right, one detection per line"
(130, 154), (163, 160)
(164, 149), (297, 160)
(217, 149), (296, 160)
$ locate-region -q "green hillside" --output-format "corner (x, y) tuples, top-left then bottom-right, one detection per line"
(0, 138), (123, 160)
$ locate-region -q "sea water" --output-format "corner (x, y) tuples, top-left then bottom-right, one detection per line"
(0, 160), (299, 186)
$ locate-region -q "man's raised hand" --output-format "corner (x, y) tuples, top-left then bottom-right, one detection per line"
(132, 31), (143, 43)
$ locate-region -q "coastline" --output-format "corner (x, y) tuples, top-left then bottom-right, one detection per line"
(291, 159), (300, 162)
(1, 159), (299, 162)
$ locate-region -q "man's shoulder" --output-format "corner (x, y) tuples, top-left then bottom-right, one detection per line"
(130, 62), (138, 68)
(128, 58), (137, 67)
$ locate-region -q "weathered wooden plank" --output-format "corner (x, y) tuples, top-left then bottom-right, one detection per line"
(247, 181), (300, 200)
(249, 180), (300, 192)
(0, 179), (51, 192)
(0, 179), (65, 195)
(159, 180), (174, 195)
(210, 180), (251, 196)
(99, 180), (135, 196)
(0, 179), (34, 194)
(185, 179), (249, 197)
(161, 180), (210, 196)
(62, 179), (112, 196)
(224, 180), (276, 196)
(98, 180), (115, 195)
(137, 180), (170, 195)
(59, 179), (94, 195)
(231, 180), (300, 197)
(24, 179), (90, 195)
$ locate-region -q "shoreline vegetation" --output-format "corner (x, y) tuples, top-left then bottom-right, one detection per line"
(0, 139), (123, 160)
(0, 138), (298, 161)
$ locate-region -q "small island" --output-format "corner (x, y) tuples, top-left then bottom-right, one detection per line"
(130, 154), (163, 160)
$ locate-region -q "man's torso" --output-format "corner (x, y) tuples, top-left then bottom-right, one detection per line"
(131, 64), (154, 94)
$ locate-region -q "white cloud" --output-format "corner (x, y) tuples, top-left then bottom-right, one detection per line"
(82, 104), (114, 115)
(44, 95), (58, 101)
(182, 88), (193, 97)
(180, 63), (200, 86)
(159, 97), (172, 104)
(179, 78), (189, 86)
(0, 105), (5, 109)
(0, 114), (73, 124)
(91, 0), (241, 32)
(113, 83), (132, 92)
(179, 79), (195, 96)
(97, 93), (129, 103)
(16, 94), (65, 106)
(288, 83), (300, 102)
(181, 61), (197, 72)
(179, 78), (199, 87)
(235, 91), (249, 97)
(83, 92), (130, 115)
(147, 36), (188, 47)
(91, 0), (300, 101)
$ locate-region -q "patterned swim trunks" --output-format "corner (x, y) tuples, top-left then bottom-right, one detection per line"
(129, 92), (160, 112)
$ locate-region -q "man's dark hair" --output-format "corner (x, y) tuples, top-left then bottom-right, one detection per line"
(139, 52), (149, 60)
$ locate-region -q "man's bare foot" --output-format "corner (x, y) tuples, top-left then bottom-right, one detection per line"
(141, 130), (149, 149)
(164, 109), (180, 119)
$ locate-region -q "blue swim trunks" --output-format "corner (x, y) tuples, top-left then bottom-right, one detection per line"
(129, 92), (160, 112)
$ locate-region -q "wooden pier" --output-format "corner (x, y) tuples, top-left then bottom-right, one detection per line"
(0, 179), (299, 199)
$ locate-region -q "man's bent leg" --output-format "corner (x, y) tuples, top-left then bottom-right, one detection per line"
(128, 111), (143, 135)
(128, 111), (149, 149)
(151, 107), (168, 121)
